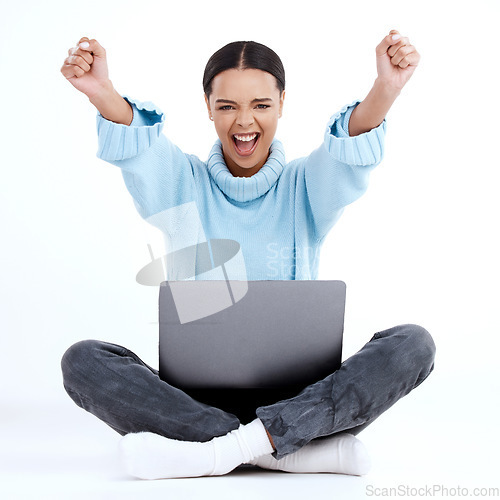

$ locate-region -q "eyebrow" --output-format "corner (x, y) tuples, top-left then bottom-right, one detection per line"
(215, 98), (273, 104)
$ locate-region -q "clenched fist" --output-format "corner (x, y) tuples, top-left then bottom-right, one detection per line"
(61, 37), (132, 125)
(61, 37), (112, 99)
(375, 30), (421, 91)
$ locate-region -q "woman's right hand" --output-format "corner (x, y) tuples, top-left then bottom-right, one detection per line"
(61, 37), (112, 99)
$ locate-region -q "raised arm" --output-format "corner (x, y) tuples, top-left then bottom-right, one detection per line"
(302, 30), (420, 241)
(61, 37), (197, 225)
(349, 29), (420, 136)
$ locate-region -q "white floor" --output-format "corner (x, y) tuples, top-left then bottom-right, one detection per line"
(2, 366), (498, 500)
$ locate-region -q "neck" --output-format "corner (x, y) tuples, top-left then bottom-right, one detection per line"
(223, 149), (270, 178)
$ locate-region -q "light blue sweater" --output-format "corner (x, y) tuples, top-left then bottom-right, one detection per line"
(96, 95), (386, 281)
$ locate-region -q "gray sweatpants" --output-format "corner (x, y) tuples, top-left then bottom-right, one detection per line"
(61, 323), (435, 460)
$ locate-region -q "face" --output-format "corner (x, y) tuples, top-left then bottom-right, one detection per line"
(205, 68), (285, 178)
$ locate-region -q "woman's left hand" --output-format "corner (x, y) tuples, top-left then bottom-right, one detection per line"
(376, 30), (420, 91)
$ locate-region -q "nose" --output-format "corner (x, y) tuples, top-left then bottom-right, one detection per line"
(236, 107), (254, 128)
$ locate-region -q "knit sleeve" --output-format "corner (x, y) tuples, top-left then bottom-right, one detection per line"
(95, 95), (196, 220)
(96, 94), (165, 161)
(303, 99), (386, 241)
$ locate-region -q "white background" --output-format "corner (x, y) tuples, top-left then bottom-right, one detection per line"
(1, 0), (499, 498)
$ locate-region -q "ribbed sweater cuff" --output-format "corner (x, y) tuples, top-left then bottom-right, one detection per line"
(324, 99), (386, 166)
(96, 94), (165, 161)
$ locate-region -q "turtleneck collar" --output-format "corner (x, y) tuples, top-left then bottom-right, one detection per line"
(207, 139), (286, 202)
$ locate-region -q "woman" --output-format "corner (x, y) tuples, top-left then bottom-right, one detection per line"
(60, 31), (436, 479)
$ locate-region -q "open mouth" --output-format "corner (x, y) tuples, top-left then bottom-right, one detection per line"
(232, 133), (260, 156)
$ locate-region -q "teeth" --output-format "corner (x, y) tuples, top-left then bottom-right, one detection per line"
(234, 133), (258, 142)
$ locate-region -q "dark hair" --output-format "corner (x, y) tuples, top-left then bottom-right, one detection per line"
(203, 41), (285, 98)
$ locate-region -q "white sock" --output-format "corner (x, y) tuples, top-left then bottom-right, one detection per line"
(118, 418), (274, 479)
(248, 433), (371, 476)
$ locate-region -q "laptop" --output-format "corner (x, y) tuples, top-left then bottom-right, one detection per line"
(158, 279), (346, 422)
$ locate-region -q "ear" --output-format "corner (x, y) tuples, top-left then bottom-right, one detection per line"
(278, 90), (285, 118)
(204, 94), (213, 121)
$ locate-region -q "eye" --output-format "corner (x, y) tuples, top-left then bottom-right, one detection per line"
(218, 105), (234, 110)
(256, 104), (270, 109)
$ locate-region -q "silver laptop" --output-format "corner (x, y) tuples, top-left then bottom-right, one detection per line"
(158, 280), (346, 391)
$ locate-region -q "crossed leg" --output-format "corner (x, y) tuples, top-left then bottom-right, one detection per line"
(61, 323), (435, 478)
